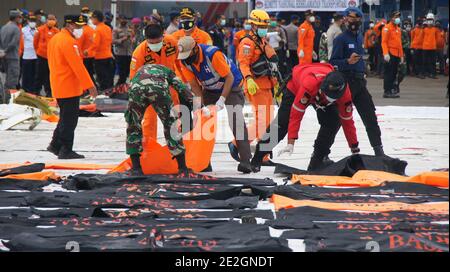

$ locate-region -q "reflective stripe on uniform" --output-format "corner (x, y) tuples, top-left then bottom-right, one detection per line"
(293, 103), (306, 113)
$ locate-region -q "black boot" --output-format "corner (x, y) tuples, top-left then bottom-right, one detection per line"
(126, 154), (144, 176)
(47, 143), (60, 156)
(307, 153), (326, 172)
(175, 153), (192, 176)
(250, 144), (269, 173)
(238, 161), (253, 174)
(373, 145), (385, 157)
(58, 147), (85, 160)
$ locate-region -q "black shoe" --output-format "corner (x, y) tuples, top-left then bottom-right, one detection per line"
(417, 75), (426, 79)
(58, 148), (85, 160)
(238, 162), (253, 174)
(322, 156), (335, 168)
(178, 168), (194, 176)
(228, 142), (240, 162)
(429, 75), (438, 79)
(307, 154), (326, 172)
(200, 163), (213, 173)
(261, 160), (277, 167)
(250, 145), (267, 173)
(47, 144), (60, 156)
(125, 168), (144, 176)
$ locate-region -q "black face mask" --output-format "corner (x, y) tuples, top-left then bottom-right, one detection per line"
(348, 21), (362, 31)
(180, 20), (195, 31)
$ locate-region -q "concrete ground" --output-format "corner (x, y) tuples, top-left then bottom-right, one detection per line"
(0, 76), (448, 179)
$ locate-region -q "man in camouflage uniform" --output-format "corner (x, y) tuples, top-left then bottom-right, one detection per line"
(393, 20), (411, 94)
(319, 32), (328, 63)
(125, 64), (192, 175)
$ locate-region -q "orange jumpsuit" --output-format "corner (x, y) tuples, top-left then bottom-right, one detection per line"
(129, 35), (180, 142)
(47, 29), (95, 99)
(382, 22), (404, 58)
(422, 26), (439, 51)
(88, 22), (113, 60)
(171, 27), (213, 46)
(364, 29), (375, 49)
(233, 29), (248, 60)
(410, 27), (424, 50)
(238, 32), (277, 143)
(34, 24), (60, 59)
(297, 20), (315, 65)
(78, 25), (96, 59)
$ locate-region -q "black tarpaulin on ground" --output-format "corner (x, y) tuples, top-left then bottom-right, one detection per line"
(0, 178), (51, 191)
(0, 163), (45, 177)
(274, 154), (408, 177)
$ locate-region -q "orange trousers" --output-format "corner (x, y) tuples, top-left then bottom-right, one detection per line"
(246, 88), (275, 143)
(142, 89), (180, 143)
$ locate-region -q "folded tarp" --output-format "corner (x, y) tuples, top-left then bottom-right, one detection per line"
(271, 194), (449, 214)
(111, 108), (217, 175)
(275, 154), (408, 177)
(0, 163), (116, 171)
(0, 163), (45, 177)
(291, 170), (449, 188)
(0, 171), (60, 181)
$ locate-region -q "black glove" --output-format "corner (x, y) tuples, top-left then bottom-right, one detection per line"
(351, 143), (360, 155)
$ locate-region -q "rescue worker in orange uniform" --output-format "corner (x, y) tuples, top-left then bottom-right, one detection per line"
(47, 15), (97, 160)
(129, 21), (180, 143)
(382, 11), (404, 98)
(364, 21), (376, 72)
(233, 20), (251, 61)
(422, 13), (440, 79)
(33, 14), (59, 97)
(435, 21), (446, 74)
(171, 7), (213, 46)
(78, 8), (96, 86)
(298, 9), (316, 65)
(88, 10), (114, 92)
(236, 9), (279, 165)
(410, 17), (425, 78)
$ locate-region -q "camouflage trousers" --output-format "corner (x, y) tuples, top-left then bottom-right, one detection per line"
(125, 86), (185, 157)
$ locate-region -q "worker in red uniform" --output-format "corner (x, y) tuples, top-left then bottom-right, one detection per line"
(251, 63), (359, 172)
(47, 15), (97, 159)
(298, 9), (316, 65)
(382, 11), (403, 98)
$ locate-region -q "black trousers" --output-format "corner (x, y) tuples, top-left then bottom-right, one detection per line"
(94, 58), (114, 91)
(412, 49), (423, 76)
(83, 58), (96, 87)
(116, 55), (131, 85)
(276, 49), (288, 77)
(34, 56), (51, 97)
(51, 96), (80, 151)
(344, 74), (382, 148)
(423, 50), (437, 77)
(258, 90), (340, 159)
(288, 50), (299, 72)
(368, 47), (376, 71)
(384, 54), (400, 94)
(404, 49), (413, 74)
(21, 59), (37, 94)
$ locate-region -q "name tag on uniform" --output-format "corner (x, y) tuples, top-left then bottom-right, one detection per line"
(348, 44), (355, 49)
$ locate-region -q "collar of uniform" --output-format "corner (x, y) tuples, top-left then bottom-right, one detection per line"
(61, 28), (74, 39)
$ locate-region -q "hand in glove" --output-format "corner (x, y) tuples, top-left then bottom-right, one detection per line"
(278, 144), (295, 157)
(215, 96), (226, 111)
(312, 51), (318, 60)
(351, 146), (361, 155)
(247, 77), (260, 96)
(286, 50), (290, 58)
(384, 54), (391, 63)
(202, 106), (211, 117)
(274, 82), (283, 105)
(298, 50), (305, 58)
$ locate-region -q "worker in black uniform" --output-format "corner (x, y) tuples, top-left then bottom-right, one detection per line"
(329, 7), (385, 156)
(208, 14), (226, 53)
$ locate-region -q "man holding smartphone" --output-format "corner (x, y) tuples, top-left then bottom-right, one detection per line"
(330, 7), (385, 157)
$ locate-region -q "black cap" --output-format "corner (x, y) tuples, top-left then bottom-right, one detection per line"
(391, 11), (401, 18)
(320, 72), (347, 99)
(34, 9), (45, 16)
(333, 13), (344, 20)
(305, 9), (315, 17)
(64, 14), (87, 26)
(179, 7), (195, 19)
(92, 10), (104, 21)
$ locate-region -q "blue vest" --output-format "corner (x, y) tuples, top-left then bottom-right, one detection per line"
(185, 44), (242, 93)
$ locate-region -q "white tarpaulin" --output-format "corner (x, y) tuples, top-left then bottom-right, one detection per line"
(255, 0), (360, 12)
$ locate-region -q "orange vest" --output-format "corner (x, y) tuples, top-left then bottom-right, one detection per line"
(436, 30), (445, 50)
(47, 29), (95, 99)
(78, 25), (96, 58)
(89, 22), (113, 60)
(238, 32), (278, 89)
(410, 27), (424, 49)
(172, 27), (213, 46)
(382, 22), (403, 57)
(129, 35), (179, 79)
(233, 29), (248, 59)
(364, 29), (375, 49)
(422, 26), (439, 50)
(34, 25), (60, 59)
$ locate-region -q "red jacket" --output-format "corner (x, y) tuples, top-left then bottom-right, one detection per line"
(286, 63), (358, 148)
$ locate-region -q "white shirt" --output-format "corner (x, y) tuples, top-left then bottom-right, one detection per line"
(267, 32), (281, 50)
(22, 25), (37, 60)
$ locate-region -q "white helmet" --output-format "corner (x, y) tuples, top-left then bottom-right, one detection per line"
(426, 13), (435, 20)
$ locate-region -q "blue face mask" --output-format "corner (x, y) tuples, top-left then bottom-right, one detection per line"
(40, 16), (46, 23)
(257, 28), (268, 37)
(244, 24), (251, 31)
(394, 18), (401, 25)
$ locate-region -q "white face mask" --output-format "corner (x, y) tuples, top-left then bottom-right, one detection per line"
(72, 28), (84, 39)
(88, 19), (96, 29)
(369, 23), (375, 28)
(309, 16), (316, 23)
(29, 22), (36, 29)
(148, 42), (163, 52)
